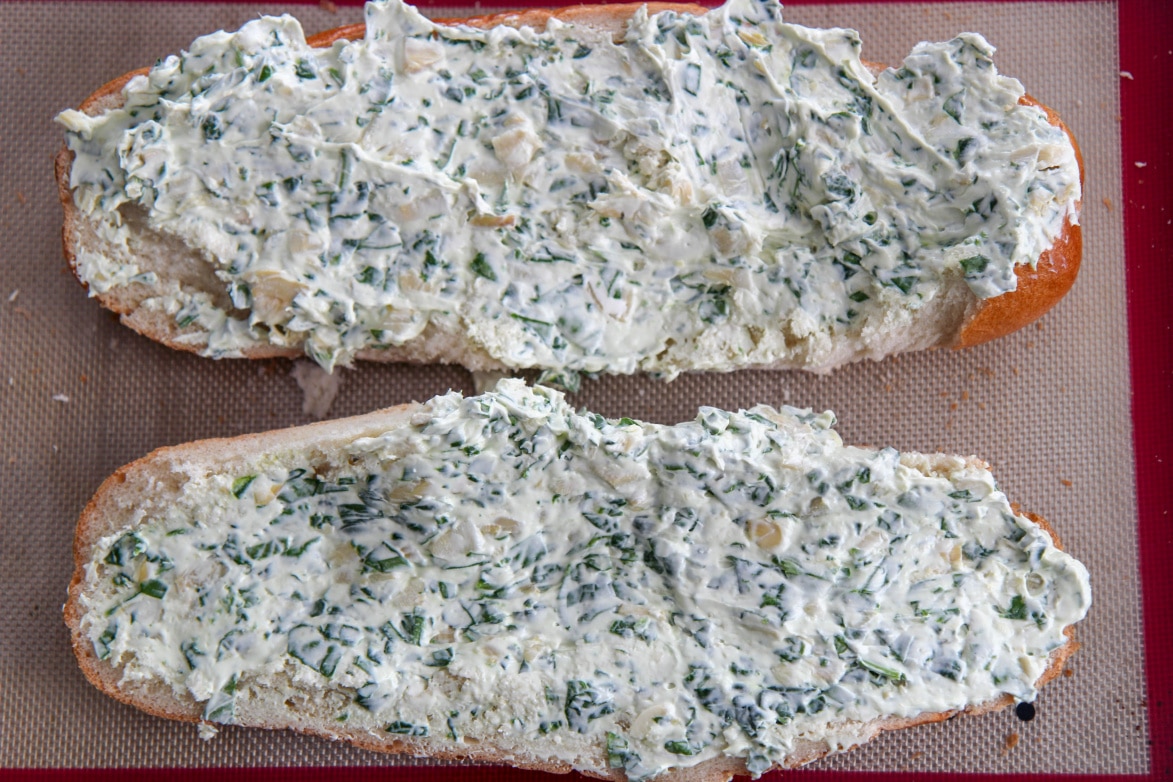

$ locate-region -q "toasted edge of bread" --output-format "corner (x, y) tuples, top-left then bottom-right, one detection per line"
(65, 400), (1080, 782)
(55, 3), (1083, 373)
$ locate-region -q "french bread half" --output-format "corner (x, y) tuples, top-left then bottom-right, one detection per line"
(56, 0), (1082, 379)
(67, 380), (1090, 781)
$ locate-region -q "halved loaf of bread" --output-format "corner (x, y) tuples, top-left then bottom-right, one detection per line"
(56, 0), (1083, 377)
(67, 381), (1090, 781)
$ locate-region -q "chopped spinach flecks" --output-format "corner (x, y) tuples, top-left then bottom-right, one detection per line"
(60, 0), (1080, 378)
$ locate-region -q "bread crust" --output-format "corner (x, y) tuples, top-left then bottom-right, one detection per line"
(66, 403), (1081, 781)
(953, 96), (1085, 349)
(56, 2), (1083, 375)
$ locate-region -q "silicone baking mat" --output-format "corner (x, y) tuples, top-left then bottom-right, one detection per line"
(1, 0), (1168, 778)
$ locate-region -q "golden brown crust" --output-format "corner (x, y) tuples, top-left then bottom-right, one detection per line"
(57, 3), (1083, 373)
(67, 404), (1082, 782)
(954, 214), (1082, 348)
(848, 68), (1086, 352)
(953, 97), (1084, 348)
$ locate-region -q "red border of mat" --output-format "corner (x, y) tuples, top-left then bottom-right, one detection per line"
(0, 772), (1161, 782)
(9, 0), (1172, 779)
(1119, 0), (1173, 779)
(45, 0), (1124, 6)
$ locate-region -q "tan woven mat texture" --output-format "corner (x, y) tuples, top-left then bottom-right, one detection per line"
(0, 0), (1145, 773)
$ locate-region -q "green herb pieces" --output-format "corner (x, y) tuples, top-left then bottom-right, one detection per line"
(138, 579), (168, 599)
(288, 625), (343, 677)
(860, 659), (907, 685)
(385, 721), (428, 736)
(95, 623), (117, 660)
(606, 732), (640, 770)
(202, 674), (237, 723)
(1001, 595), (1029, 621)
(960, 256), (990, 276)
(232, 475), (256, 499)
(683, 63), (702, 96)
(470, 252), (497, 281)
(565, 680), (614, 733)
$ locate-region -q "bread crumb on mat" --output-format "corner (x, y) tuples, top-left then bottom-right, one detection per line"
(291, 361), (343, 419)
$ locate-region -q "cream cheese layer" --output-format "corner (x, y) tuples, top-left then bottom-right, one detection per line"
(58, 0), (1080, 377)
(81, 381), (1090, 778)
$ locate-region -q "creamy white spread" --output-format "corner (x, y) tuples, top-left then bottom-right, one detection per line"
(81, 380), (1090, 778)
(57, 0), (1080, 378)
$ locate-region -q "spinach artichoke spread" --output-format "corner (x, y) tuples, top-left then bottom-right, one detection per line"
(80, 381), (1090, 778)
(58, 0), (1081, 376)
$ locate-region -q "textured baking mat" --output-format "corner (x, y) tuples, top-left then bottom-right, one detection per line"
(0, 0), (1144, 774)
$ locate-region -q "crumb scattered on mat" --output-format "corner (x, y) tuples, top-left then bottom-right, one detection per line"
(291, 361), (342, 419)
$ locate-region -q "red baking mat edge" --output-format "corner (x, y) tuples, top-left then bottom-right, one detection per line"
(16, 0), (1111, 8)
(0, 773), (1158, 781)
(11, 0), (1171, 778)
(1120, 0), (1173, 779)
